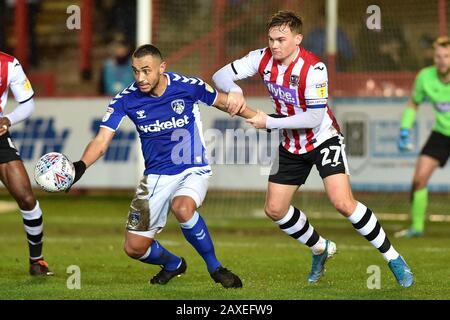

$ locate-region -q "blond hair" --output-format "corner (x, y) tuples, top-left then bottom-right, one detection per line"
(433, 36), (450, 49)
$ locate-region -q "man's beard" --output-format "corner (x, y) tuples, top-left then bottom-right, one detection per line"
(438, 66), (450, 76)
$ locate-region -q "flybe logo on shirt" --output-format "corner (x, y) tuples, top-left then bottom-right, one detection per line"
(264, 81), (299, 105)
(138, 115), (190, 133)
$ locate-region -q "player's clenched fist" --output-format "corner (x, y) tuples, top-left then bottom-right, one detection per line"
(226, 92), (247, 117)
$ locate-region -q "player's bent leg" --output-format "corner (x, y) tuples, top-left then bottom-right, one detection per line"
(0, 160), (36, 210)
(125, 231), (185, 285)
(323, 173), (357, 217)
(0, 160), (52, 276)
(266, 182), (334, 282)
(124, 175), (186, 285)
(172, 196), (221, 274)
(264, 182), (298, 221)
(412, 155), (439, 191)
(124, 231), (154, 259)
(349, 202), (413, 287)
(324, 175), (414, 287)
(171, 195), (197, 223)
(22, 202), (53, 276)
(172, 192), (242, 288)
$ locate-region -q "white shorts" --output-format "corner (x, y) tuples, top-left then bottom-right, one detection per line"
(126, 166), (211, 238)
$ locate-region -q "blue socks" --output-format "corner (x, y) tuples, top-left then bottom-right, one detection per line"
(138, 212), (221, 274)
(180, 211), (221, 273)
(139, 240), (181, 271)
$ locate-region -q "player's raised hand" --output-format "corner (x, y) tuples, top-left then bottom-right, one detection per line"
(226, 92), (247, 117)
(0, 117), (11, 137)
(398, 128), (414, 151)
(246, 110), (268, 129)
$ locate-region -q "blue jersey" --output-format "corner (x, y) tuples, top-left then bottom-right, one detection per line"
(100, 72), (218, 175)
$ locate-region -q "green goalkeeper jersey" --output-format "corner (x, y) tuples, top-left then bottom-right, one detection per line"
(412, 66), (450, 137)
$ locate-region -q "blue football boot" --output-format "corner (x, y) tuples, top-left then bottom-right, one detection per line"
(308, 240), (337, 283)
(388, 255), (414, 288)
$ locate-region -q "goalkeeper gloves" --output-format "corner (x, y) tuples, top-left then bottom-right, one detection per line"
(398, 128), (414, 151)
(66, 160), (86, 193)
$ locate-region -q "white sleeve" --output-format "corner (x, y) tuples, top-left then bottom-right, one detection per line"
(9, 58), (34, 103)
(212, 48), (264, 93)
(304, 62), (328, 109)
(266, 108), (325, 129)
(5, 98), (35, 126)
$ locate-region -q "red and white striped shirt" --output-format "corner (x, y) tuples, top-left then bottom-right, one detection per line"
(0, 52), (34, 115)
(230, 47), (341, 154)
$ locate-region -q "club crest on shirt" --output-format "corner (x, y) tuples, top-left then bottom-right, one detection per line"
(290, 75), (299, 87)
(136, 110), (146, 119)
(171, 99), (185, 114)
(128, 212), (140, 228)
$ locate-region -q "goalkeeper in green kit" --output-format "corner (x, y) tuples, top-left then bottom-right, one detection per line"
(396, 36), (450, 238)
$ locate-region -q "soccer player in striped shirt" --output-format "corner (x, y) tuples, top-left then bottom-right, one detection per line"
(396, 36), (450, 238)
(213, 10), (413, 287)
(0, 51), (53, 276)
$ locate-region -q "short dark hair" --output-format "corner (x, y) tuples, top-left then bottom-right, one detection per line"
(133, 44), (163, 60)
(267, 10), (303, 34)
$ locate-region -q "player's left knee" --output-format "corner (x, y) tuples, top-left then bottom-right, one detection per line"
(332, 199), (356, 216)
(412, 178), (427, 191)
(17, 194), (37, 211)
(171, 202), (195, 222)
(123, 243), (147, 259)
(264, 202), (288, 221)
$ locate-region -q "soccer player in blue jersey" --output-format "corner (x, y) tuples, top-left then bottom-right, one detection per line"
(69, 44), (253, 288)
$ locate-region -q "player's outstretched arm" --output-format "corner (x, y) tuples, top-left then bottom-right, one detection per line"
(246, 108), (325, 130)
(69, 127), (115, 188)
(213, 92), (257, 119)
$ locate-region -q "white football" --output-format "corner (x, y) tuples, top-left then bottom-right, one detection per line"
(34, 152), (75, 192)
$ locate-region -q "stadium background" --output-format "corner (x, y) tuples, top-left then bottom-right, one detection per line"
(0, 0), (449, 300)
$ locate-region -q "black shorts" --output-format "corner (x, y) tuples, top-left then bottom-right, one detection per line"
(0, 132), (21, 164)
(269, 136), (348, 186)
(421, 131), (450, 167)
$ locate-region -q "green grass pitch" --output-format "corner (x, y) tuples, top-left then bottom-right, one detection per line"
(0, 192), (448, 300)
